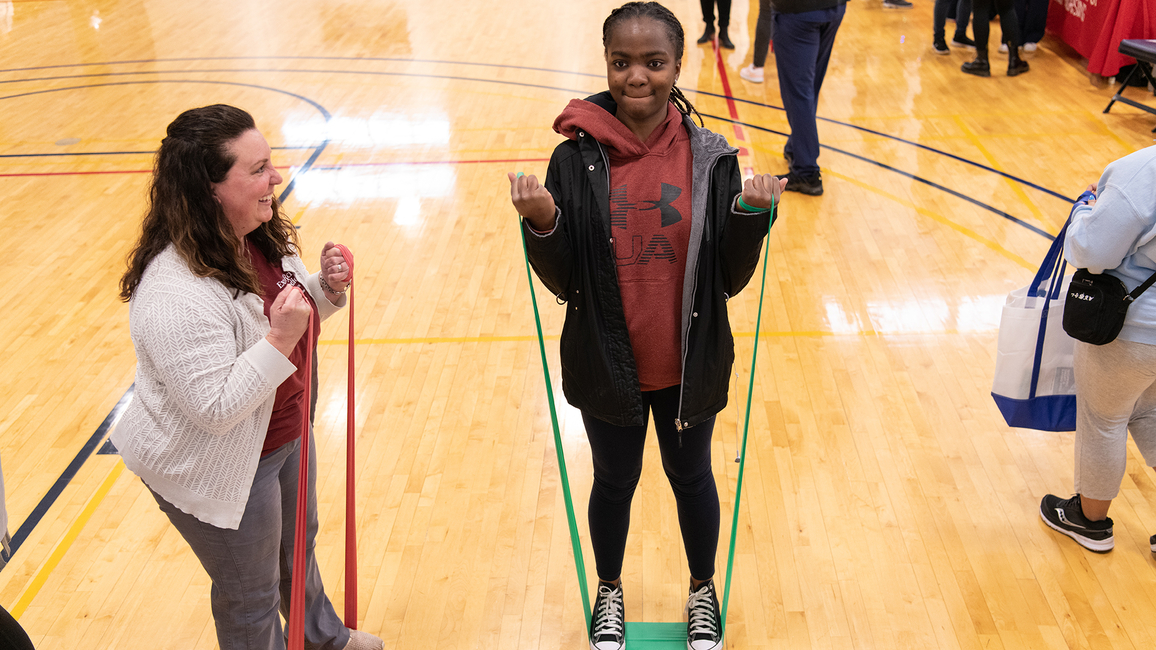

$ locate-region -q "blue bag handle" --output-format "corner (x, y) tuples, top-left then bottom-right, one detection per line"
(1027, 194), (1091, 398)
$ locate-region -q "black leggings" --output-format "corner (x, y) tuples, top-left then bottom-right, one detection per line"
(583, 385), (720, 582)
(972, 0), (1020, 51)
(700, 0), (732, 28)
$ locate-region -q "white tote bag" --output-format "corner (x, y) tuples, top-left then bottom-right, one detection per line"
(991, 218), (1077, 431)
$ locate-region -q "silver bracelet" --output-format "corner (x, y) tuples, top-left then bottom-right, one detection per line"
(319, 276), (347, 295)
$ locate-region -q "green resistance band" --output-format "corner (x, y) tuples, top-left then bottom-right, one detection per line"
(518, 182), (776, 646)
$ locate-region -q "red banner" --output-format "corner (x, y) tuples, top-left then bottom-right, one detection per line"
(1047, 0), (1156, 76)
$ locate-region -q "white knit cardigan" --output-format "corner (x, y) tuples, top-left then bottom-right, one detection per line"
(112, 244), (345, 529)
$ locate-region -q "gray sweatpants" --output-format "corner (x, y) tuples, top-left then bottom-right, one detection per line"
(1074, 338), (1156, 500)
(148, 431), (348, 650)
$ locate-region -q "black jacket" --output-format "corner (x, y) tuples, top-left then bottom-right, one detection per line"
(523, 93), (775, 430)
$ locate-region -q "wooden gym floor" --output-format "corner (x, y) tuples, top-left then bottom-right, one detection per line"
(2, 0), (1156, 648)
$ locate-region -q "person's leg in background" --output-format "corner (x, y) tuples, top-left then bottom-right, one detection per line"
(742, 0), (774, 81)
(774, 4), (845, 195)
(962, 0), (992, 76)
(992, 0), (1028, 75)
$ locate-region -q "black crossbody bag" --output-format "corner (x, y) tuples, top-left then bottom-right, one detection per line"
(1063, 267), (1156, 345)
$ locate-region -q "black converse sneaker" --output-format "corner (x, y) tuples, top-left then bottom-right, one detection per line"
(1040, 494), (1114, 552)
(590, 581), (625, 650)
(685, 579), (723, 650)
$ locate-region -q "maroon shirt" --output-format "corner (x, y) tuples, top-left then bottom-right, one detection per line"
(247, 239), (321, 454)
(554, 101), (692, 390)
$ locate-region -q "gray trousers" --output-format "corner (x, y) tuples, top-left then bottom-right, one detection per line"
(149, 432), (348, 650)
(1074, 338), (1156, 500)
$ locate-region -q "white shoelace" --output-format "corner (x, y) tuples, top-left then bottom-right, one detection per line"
(592, 584), (624, 639)
(687, 584), (720, 639)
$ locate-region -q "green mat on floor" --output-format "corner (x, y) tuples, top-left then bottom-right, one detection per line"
(625, 622), (685, 648)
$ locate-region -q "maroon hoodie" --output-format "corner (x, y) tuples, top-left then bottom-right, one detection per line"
(554, 100), (692, 391)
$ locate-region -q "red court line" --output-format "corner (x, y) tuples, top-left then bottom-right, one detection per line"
(317, 158), (550, 170)
(713, 43), (746, 144)
(0, 158), (551, 179)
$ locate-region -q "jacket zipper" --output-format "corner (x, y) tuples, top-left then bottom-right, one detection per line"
(675, 150), (726, 442)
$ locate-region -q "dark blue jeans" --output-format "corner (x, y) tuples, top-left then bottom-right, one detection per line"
(149, 432), (348, 650)
(583, 385), (720, 582)
(774, 4), (846, 176)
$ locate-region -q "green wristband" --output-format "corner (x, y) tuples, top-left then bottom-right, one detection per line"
(737, 196), (771, 213)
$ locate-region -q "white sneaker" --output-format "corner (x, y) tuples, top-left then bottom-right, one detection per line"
(344, 630), (384, 650)
(590, 582), (625, 650)
(740, 64), (764, 83)
(998, 43), (1008, 54)
(686, 580), (723, 650)
(1023, 41), (1038, 52)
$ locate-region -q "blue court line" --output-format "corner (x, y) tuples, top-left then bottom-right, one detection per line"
(0, 56), (1076, 208)
(0, 60), (1067, 570)
(0, 55), (608, 79)
(2, 387), (132, 565)
(0, 146), (313, 159)
(699, 113), (1056, 239)
(0, 66), (1074, 234)
(0, 79), (331, 205)
(0, 79), (331, 572)
(696, 90), (1076, 204)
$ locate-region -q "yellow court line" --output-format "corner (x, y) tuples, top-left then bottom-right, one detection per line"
(823, 169), (1036, 271)
(318, 326), (997, 347)
(11, 460), (125, 620)
(1090, 110), (1141, 155)
(952, 114), (1047, 224)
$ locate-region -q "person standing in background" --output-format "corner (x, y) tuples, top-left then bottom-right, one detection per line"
(740, 0), (774, 83)
(1011, 0), (1046, 51)
(771, 0), (848, 195)
(961, 0), (1028, 76)
(932, 0), (974, 54)
(697, 0), (735, 48)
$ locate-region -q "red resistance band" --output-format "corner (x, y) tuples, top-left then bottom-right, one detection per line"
(288, 245), (357, 650)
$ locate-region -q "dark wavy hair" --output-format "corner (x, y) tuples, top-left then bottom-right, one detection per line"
(603, 1), (704, 126)
(119, 104), (299, 301)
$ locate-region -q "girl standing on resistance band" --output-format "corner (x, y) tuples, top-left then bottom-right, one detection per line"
(508, 4), (784, 649)
(114, 105), (381, 650)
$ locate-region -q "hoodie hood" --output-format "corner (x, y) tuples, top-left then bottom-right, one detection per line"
(553, 92), (686, 161)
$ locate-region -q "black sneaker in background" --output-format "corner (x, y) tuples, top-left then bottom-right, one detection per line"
(883, 0), (913, 8)
(686, 579), (723, 650)
(933, 38), (950, 55)
(951, 34), (976, 48)
(590, 581), (625, 650)
(781, 171), (823, 196)
(1039, 494), (1114, 553)
(1150, 534), (1156, 553)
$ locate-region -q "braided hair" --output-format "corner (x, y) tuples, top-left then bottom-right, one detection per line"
(602, 2), (704, 126)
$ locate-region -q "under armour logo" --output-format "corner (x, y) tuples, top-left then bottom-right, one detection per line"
(638, 183), (683, 227)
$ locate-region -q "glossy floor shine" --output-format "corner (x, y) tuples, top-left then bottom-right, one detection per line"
(3, 0), (1156, 648)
